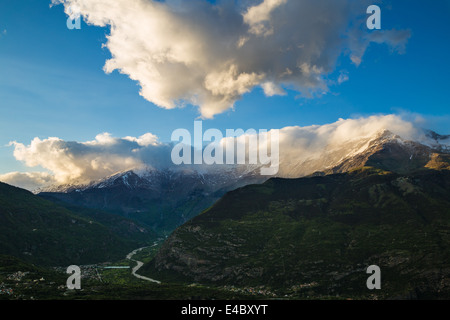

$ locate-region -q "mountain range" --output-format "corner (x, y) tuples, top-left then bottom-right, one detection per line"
(39, 165), (264, 234)
(37, 129), (450, 236)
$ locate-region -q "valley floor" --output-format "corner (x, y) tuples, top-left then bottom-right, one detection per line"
(0, 244), (272, 300)
(0, 244), (390, 301)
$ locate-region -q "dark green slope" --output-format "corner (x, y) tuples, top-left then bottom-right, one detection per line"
(0, 254), (43, 273)
(36, 195), (158, 243)
(143, 167), (450, 299)
(0, 182), (154, 266)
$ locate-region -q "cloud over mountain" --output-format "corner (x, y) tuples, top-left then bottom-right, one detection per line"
(4, 133), (172, 188)
(2, 114), (444, 191)
(52, 0), (410, 118)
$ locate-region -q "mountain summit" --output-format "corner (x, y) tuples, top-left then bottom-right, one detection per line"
(277, 129), (449, 177)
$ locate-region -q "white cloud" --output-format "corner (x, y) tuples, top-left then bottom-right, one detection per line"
(51, 0), (410, 118)
(337, 71), (349, 84)
(123, 133), (159, 147)
(243, 0), (287, 36)
(7, 133), (171, 187)
(261, 82), (286, 97)
(349, 28), (411, 66)
(0, 172), (56, 191)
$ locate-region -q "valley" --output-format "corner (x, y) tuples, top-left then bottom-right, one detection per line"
(1, 129), (449, 300)
(0, 245), (266, 300)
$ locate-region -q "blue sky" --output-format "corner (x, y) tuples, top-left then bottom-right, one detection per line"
(0, 0), (449, 175)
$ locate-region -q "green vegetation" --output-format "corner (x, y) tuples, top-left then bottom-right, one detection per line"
(143, 168), (450, 299)
(2, 166), (450, 300)
(0, 182), (155, 267)
(0, 253), (262, 300)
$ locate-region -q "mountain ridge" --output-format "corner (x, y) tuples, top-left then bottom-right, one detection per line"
(36, 129), (450, 235)
(37, 129), (450, 193)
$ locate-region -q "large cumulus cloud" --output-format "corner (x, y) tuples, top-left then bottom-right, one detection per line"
(51, 0), (410, 118)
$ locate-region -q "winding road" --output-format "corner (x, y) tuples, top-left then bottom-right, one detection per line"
(126, 244), (161, 284)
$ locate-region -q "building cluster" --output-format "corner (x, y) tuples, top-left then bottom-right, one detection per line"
(6, 271), (29, 281)
(290, 282), (319, 291)
(222, 285), (277, 297)
(0, 283), (14, 296)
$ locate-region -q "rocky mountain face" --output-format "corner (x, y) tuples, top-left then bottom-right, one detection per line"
(38, 129), (449, 236)
(143, 167), (450, 299)
(327, 130), (449, 175)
